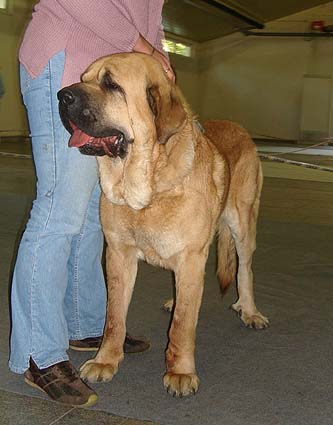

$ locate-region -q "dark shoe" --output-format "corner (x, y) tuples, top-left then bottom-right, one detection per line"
(24, 358), (97, 407)
(124, 333), (151, 354)
(69, 336), (102, 352)
(69, 333), (151, 354)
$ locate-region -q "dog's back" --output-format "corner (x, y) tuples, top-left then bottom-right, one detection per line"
(204, 120), (257, 173)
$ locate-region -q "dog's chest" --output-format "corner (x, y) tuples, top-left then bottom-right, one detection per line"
(107, 201), (207, 267)
(134, 226), (184, 266)
(103, 187), (219, 268)
(133, 198), (215, 267)
(131, 208), (187, 266)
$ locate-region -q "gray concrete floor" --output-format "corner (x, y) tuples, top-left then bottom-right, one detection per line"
(0, 138), (157, 425)
(0, 390), (157, 425)
(1, 138), (333, 424)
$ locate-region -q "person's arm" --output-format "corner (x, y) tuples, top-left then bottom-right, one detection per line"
(57, 0), (175, 80)
(57, 0), (139, 50)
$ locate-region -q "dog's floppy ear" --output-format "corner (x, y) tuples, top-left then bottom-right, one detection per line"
(147, 84), (187, 144)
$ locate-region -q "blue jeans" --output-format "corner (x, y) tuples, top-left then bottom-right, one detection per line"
(9, 51), (106, 374)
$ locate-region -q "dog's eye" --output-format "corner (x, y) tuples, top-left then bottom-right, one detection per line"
(102, 72), (122, 93)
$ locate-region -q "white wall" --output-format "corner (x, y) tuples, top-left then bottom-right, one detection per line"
(0, 0), (34, 136)
(197, 34), (311, 139)
(196, 6), (333, 141)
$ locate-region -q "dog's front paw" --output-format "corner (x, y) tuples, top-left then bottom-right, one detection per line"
(80, 359), (118, 383)
(162, 298), (174, 312)
(163, 373), (199, 397)
(231, 303), (269, 329)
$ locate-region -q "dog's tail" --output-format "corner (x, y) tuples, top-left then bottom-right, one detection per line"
(216, 219), (237, 295)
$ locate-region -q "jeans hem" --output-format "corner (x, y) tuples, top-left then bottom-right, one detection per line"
(68, 330), (103, 340)
(9, 353), (70, 374)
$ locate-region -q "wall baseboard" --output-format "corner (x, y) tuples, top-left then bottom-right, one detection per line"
(0, 135), (30, 144)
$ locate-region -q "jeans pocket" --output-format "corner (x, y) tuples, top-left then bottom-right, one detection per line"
(20, 62), (52, 101)
(19, 64), (32, 97)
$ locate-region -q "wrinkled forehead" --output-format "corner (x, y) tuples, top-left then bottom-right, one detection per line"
(81, 53), (163, 86)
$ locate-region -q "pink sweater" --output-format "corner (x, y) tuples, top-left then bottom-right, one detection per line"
(19, 0), (165, 87)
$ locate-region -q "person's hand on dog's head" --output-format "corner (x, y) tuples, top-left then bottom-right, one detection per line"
(133, 34), (176, 82)
(151, 48), (175, 82)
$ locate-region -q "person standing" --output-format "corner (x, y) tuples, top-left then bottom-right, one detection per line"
(10, 0), (174, 407)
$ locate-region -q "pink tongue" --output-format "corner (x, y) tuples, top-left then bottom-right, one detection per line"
(69, 128), (92, 147)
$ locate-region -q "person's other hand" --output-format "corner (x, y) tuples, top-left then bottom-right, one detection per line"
(133, 34), (175, 82)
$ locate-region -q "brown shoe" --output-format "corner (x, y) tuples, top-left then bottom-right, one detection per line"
(24, 358), (97, 407)
(69, 333), (151, 354)
(69, 336), (102, 352)
(124, 333), (151, 354)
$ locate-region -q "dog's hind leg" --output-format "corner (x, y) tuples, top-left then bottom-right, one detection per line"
(163, 251), (207, 397)
(224, 165), (268, 330)
(216, 219), (237, 294)
(80, 244), (138, 383)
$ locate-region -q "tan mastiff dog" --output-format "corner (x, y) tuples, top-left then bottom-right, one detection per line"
(58, 53), (268, 397)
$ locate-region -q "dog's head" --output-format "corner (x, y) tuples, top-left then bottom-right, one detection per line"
(58, 53), (187, 209)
